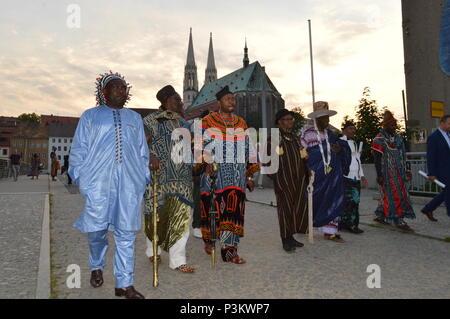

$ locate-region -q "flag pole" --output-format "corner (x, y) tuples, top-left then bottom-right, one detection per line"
(308, 19), (316, 105)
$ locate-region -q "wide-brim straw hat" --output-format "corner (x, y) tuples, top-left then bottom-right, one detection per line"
(307, 101), (337, 119)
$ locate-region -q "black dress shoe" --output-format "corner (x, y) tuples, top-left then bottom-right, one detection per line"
(90, 269), (103, 288)
(115, 286), (145, 299)
(288, 236), (304, 248)
(282, 238), (296, 253)
(349, 226), (364, 234)
(421, 209), (438, 222)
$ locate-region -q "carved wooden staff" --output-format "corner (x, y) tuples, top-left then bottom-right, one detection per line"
(152, 170), (159, 287)
(307, 170), (315, 244)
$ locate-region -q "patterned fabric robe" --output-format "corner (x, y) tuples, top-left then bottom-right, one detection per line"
(267, 128), (309, 238)
(196, 112), (260, 248)
(300, 127), (351, 228)
(371, 129), (415, 223)
(143, 109), (193, 251)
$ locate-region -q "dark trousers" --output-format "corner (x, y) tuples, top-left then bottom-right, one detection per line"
(423, 188), (450, 217)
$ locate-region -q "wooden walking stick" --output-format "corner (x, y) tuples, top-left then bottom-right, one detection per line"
(152, 170), (159, 287)
(307, 170), (315, 244)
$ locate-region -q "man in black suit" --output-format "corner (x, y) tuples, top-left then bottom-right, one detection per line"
(421, 115), (450, 221)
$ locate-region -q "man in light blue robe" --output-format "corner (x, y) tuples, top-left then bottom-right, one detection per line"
(69, 72), (150, 299)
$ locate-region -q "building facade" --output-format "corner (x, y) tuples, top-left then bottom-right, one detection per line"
(402, 0), (450, 151)
(48, 123), (78, 171)
(0, 117), (18, 166)
(184, 45), (284, 129)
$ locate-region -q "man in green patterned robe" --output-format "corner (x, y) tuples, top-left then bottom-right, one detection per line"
(143, 85), (195, 273)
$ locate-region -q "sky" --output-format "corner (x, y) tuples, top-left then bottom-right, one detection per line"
(0, 0), (406, 127)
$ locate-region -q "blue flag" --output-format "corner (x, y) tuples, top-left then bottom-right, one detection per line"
(440, 0), (450, 76)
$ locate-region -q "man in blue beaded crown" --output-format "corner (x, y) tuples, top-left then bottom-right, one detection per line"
(69, 71), (150, 299)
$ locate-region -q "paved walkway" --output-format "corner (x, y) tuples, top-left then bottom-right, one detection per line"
(0, 175), (48, 299)
(49, 175), (450, 299)
(1, 173), (449, 299)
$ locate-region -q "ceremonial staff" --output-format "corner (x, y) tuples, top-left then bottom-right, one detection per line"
(152, 170), (159, 287)
(209, 163), (219, 269)
(307, 170), (315, 244)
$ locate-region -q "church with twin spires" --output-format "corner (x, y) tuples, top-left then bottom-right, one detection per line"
(183, 28), (284, 129)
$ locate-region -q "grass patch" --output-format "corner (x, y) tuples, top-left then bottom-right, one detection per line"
(444, 238), (450, 243)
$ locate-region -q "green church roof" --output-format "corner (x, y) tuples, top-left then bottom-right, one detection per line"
(187, 61), (280, 110)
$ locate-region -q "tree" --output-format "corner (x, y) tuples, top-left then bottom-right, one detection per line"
(18, 113), (40, 124)
(353, 87), (383, 164)
(291, 107), (306, 136)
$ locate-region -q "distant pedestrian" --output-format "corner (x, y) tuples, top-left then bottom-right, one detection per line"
(30, 154), (41, 180)
(50, 152), (59, 181)
(9, 150), (21, 182)
(63, 154), (72, 185)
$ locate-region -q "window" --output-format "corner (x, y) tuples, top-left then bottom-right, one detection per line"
(58, 155), (61, 160)
(64, 146), (67, 151)
(2, 149), (7, 156)
(64, 139), (67, 143)
(58, 146), (61, 151)
(52, 138), (55, 143)
(58, 139), (61, 143)
(70, 139), (72, 143)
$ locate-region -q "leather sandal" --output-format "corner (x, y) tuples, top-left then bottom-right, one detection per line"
(229, 256), (246, 264)
(324, 233), (345, 243)
(175, 264), (195, 273)
(373, 217), (390, 225)
(396, 223), (414, 233)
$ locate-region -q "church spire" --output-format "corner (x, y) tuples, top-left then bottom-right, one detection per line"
(186, 27), (196, 67)
(243, 38), (249, 68)
(183, 28), (198, 108)
(205, 32), (217, 85)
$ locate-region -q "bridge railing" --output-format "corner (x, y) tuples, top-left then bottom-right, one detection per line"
(406, 152), (441, 195)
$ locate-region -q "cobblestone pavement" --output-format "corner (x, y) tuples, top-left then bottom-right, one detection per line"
(50, 177), (450, 299)
(0, 175), (48, 298)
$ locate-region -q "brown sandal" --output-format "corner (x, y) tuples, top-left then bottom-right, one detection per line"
(396, 223), (414, 233)
(229, 256), (246, 264)
(176, 264), (195, 273)
(373, 217), (390, 225)
(149, 255), (161, 264)
(221, 247), (246, 264)
(324, 233), (345, 243)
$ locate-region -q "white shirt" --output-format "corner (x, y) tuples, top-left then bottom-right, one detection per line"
(340, 135), (364, 180)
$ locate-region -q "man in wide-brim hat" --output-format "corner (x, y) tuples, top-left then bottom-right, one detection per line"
(300, 101), (350, 243)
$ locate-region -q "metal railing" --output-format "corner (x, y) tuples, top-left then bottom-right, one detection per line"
(406, 152), (441, 195)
